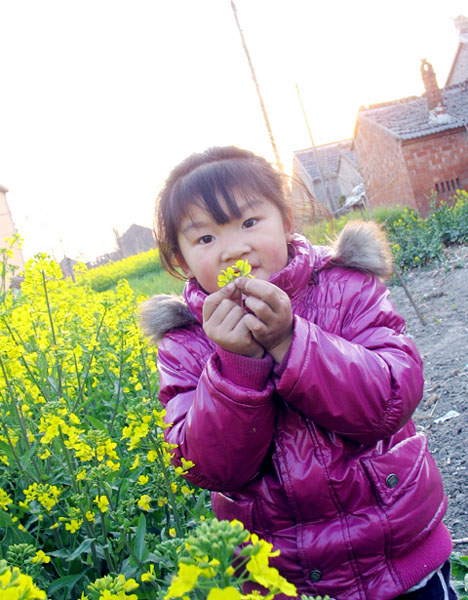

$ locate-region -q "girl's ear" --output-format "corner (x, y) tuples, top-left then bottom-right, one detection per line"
(174, 253), (194, 279)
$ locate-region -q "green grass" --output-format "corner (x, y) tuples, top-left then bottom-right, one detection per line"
(123, 269), (185, 298)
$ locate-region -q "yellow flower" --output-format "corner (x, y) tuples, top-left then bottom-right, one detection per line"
(140, 563), (155, 583)
(31, 550), (51, 564)
(86, 511), (95, 522)
(165, 563), (202, 599)
(146, 450), (157, 463)
(0, 561), (47, 599)
(217, 259), (254, 287)
(76, 469), (87, 481)
(169, 527), (176, 538)
(207, 587), (241, 600)
(137, 495), (151, 511)
(0, 488), (12, 511)
(130, 455), (140, 470)
(65, 518), (83, 533)
(94, 495), (109, 513)
(137, 475), (149, 485)
(174, 458), (195, 475)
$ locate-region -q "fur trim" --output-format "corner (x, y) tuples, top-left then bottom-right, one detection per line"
(139, 294), (196, 345)
(331, 220), (393, 280)
(139, 221), (392, 344)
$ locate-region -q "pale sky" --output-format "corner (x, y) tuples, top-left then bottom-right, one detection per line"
(0, 0), (466, 262)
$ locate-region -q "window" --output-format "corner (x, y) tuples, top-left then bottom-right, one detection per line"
(434, 177), (461, 194)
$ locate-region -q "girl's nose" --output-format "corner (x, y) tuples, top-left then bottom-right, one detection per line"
(220, 239), (251, 264)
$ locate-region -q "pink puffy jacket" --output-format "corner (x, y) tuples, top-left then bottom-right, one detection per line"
(140, 223), (452, 600)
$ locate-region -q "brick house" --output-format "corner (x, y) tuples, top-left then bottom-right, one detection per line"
(293, 16), (468, 217)
(354, 15), (468, 215)
(354, 58), (468, 215)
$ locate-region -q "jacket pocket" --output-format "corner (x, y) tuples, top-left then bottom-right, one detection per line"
(360, 432), (442, 506)
(211, 492), (254, 532)
(360, 432), (446, 551)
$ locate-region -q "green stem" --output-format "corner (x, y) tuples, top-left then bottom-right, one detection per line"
(108, 332), (124, 435)
(0, 416), (35, 483)
(149, 437), (183, 538)
(138, 345), (156, 404)
(41, 270), (63, 397)
(71, 307), (107, 413)
(58, 431), (79, 494)
(0, 354), (42, 480)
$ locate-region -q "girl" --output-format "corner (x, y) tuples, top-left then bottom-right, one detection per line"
(140, 146), (455, 599)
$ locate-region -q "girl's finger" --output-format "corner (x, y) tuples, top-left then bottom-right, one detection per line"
(243, 295), (272, 323)
(235, 278), (282, 310)
(203, 283), (237, 321)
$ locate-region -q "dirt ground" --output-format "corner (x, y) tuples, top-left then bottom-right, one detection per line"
(388, 244), (468, 556)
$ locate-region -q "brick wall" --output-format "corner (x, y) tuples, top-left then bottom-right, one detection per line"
(402, 128), (468, 215)
(354, 118), (417, 210)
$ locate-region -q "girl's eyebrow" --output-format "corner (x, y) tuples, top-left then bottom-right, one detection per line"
(180, 197), (265, 234)
(181, 219), (210, 235)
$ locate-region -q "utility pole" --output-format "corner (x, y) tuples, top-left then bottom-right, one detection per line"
(295, 83), (336, 212)
(230, 0), (284, 172)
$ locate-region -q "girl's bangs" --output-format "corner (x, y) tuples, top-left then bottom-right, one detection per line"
(172, 160), (271, 226)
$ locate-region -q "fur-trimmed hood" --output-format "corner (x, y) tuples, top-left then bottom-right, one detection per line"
(139, 220), (392, 345)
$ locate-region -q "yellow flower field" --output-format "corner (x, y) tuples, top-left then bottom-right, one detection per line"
(0, 252), (307, 600)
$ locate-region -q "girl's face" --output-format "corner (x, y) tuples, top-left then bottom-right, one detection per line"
(176, 193), (294, 294)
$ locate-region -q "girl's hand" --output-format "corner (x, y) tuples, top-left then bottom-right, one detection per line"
(235, 278), (293, 363)
(203, 283), (264, 358)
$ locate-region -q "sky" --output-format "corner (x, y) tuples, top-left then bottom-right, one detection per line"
(0, 0), (467, 262)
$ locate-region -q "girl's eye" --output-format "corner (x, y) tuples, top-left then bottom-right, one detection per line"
(243, 218), (257, 229)
(198, 235), (214, 245)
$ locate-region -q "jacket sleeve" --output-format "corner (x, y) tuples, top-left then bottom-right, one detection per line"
(157, 325), (276, 491)
(275, 271), (424, 445)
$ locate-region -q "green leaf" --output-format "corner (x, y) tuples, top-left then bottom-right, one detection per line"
(133, 512), (148, 563)
(68, 537), (97, 561)
(47, 570), (89, 595)
(85, 415), (107, 431)
(0, 440), (15, 462)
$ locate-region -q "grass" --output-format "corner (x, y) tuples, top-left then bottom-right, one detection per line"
(124, 269), (185, 298)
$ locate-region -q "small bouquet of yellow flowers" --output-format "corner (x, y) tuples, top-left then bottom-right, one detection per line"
(217, 259), (255, 288)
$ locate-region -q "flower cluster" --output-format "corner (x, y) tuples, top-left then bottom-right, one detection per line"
(165, 519), (296, 600)
(217, 260), (255, 287)
(0, 559), (47, 599)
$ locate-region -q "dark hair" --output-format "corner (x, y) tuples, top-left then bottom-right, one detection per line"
(155, 146), (292, 279)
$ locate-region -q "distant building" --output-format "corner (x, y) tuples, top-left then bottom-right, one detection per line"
(115, 224), (157, 259)
(354, 58), (468, 215)
(293, 140), (361, 214)
(85, 223), (156, 270)
(0, 185), (25, 285)
(293, 15), (468, 218)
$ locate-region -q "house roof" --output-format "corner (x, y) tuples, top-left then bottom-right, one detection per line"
(357, 82), (468, 140)
(293, 140), (355, 181)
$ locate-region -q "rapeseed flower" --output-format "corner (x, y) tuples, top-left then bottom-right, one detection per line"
(0, 487), (12, 511)
(217, 259), (254, 287)
(31, 550), (50, 564)
(137, 495), (151, 511)
(94, 495), (109, 513)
